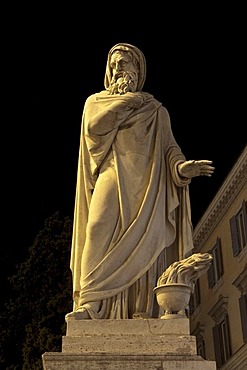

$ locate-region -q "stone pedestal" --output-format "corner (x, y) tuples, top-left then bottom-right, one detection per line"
(42, 318), (216, 369)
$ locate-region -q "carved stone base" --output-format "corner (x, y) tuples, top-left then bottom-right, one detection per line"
(42, 318), (216, 369)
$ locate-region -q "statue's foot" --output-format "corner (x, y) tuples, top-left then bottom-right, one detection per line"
(65, 301), (101, 321)
(65, 306), (91, 321)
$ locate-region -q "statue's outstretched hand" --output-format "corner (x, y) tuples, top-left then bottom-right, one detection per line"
(178, 160), (215, 179)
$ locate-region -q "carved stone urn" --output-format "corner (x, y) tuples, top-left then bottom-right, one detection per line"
(154, 252), (213, 319)
(154, 283), (192, 319)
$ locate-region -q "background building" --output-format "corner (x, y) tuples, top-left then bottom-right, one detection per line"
(190, 145), (247, 369)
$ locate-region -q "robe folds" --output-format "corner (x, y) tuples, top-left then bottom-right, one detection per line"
(70, 90), (194, 318)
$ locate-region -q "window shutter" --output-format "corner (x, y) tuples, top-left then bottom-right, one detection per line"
(242, 200), (247, 244)
(207, 263), (215, 288)
(225, 314), (232, 358)
(213, 325), (222, 367)
(189, 295), (195, 314)
(217, 238), (224, 277)
(195, 280), (201, 306)
(239, 294), (247, 343)
(230, 215), (240, 256)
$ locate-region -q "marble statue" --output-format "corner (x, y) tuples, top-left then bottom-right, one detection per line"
(65, 43), (215, 320)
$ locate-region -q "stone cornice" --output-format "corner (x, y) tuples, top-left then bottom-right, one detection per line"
(193, 145), (247, 251)
(232, 266), (247, 293)
(208, 295), (229, 323)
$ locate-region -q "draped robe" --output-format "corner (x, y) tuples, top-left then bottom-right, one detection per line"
(70, 90), (194, 318)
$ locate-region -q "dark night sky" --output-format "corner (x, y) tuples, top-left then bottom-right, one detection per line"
(3, 7), (246, 279)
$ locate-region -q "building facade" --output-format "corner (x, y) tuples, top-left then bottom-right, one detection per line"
(190, 145), (247, 369)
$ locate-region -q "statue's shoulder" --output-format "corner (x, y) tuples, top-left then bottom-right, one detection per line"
(85, 91), (107, 107)
(142, 92), (166, 110)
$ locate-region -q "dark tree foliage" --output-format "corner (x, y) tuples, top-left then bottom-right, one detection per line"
(0, 211), (73, 370)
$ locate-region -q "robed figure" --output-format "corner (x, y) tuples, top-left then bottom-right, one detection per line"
(66, 43), (214, 320)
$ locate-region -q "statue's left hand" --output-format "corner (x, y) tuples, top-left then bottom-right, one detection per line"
(122, 92), (145, 109)
(178, 160), (215, 179)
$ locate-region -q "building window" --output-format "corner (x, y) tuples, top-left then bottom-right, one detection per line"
(197, 339), (206, 359)
(207, 238), (223, 288)
(213, 315), (232, 366)
(233, 267), (247, 343)
(239, 294), (247, 343)
(209, 296), (232, 367)
(191, 322), (206, 359)
(230, 200), (247, 256)
(189, 280), (200, 314)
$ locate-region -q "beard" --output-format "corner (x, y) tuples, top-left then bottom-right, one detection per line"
(108, 71), (138, 95)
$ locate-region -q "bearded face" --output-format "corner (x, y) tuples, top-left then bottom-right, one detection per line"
(108, 70), (139, 95)
(107, 50), (139, 95)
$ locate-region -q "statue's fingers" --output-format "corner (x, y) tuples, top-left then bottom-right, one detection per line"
(203, 165), (215, 171)
(197, 160), (213, 165)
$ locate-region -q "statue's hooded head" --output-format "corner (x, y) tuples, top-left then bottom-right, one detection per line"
(104, 43), (146, 92)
